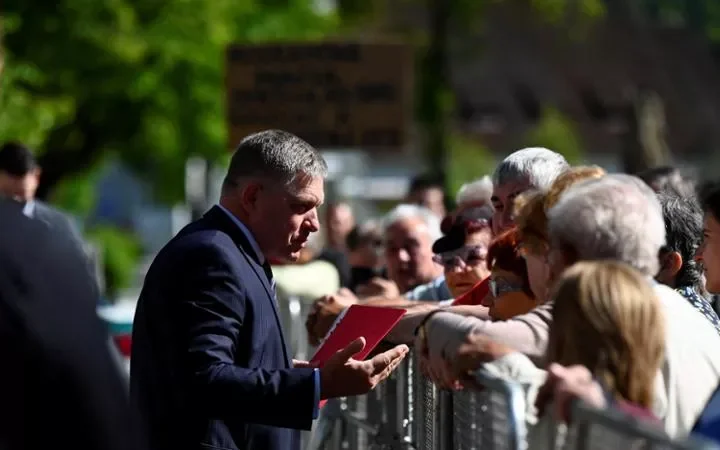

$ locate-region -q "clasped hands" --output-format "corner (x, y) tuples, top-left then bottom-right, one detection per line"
(294, 336), (409, 399)
(415, 323), (514, 390)
(413, 317), (606, 424)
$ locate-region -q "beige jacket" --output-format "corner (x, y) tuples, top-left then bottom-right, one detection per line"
(425, 284), (720, 437)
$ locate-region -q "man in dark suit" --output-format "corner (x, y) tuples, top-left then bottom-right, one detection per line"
(130, 130), (409, 450)
(0, 142), (89, 260)
(0, 197), (147, 450)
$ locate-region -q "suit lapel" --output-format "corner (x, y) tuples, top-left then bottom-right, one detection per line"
(202, 206), (292, 364)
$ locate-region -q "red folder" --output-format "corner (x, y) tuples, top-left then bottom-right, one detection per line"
(310, 304), (406, 366)
(451, 277), (490, 306)
(310, 304), (406, 407)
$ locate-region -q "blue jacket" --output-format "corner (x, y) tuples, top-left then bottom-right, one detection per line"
(130, 206), (317, 450)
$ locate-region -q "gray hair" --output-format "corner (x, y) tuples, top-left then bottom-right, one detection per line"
(548, 174), (666, 277)
(492, 147), (569, 191)
(222, 129), (328, 193)
(657, 192), (705, 291)
(382, 204), (443, 243)
(455, 176), (493, 207)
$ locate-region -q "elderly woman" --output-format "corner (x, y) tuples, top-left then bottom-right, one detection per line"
(431, 211), (493, 299)
(654, 192), (720, 333)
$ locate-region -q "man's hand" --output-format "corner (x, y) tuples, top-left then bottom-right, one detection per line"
(356, 278), (400, 299)
(319, 337), (409, 399)
(535, 363), (607, 424)
(305, 289), (358, 345)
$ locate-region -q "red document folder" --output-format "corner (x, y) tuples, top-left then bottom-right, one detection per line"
(310, 304), (406, 407)
(310, 304), (406, 366)
(451, 277), (490, 306)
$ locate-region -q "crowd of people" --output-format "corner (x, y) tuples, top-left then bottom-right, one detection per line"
(3, 129), (720, 450)
(303, 147), (720, 448)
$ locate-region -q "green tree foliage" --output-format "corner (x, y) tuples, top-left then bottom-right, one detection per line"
(523, 107), (584, 165)
(86, 225), (142, 297)
(2, 0), (339, 299)
(1, 0), (339, 205)
(446, 133), (496, 202)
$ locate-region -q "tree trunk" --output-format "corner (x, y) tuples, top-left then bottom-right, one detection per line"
(417, 0), (451, 187)
(621, 88), (672, 174)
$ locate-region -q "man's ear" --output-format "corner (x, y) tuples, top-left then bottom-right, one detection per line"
(660, 251), (683, 279)
(239, 182), (262, 213)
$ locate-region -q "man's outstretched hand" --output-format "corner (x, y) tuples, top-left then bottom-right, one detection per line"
(319, 337), (409, 399)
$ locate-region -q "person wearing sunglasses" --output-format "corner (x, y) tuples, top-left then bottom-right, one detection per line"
(481, 227), (538, 320)
(431, 216), (493, 299)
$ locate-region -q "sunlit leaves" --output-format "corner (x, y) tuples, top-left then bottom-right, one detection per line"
(1, 0), (340, 205)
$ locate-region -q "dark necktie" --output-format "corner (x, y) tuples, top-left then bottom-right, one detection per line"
(262, 261), (277, 299)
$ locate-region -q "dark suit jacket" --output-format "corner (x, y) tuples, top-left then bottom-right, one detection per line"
(0, 198), (147, 450)
(32, 200), (99, 291)
(33, 200), (85, 247)
(130, 206), (316, 450)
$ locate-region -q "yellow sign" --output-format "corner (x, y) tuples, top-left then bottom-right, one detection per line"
(226, 42), (413, 150)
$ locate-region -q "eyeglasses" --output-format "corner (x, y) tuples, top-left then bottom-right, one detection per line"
(433, 245), (488, 269)
(489, 278), (524, 297)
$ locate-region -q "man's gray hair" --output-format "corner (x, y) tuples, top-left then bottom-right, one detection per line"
(222, 129), (328, 193)
(492, 147), (569, 191)
(455, 176), (493, 207)
(382, 204), (443, 243)
(548, 174), (666, 277)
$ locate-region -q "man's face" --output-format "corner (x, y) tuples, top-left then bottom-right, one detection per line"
(355, 234), (384, 269)
(384, 217), (442, 293)
(0, 170), (39, 203)
(697, 213), (720, 293)
(491, 179), (531, 233)
(408, 187), (446, 218)
(250, 175), (324, 262)
(326, 203), (354, 247)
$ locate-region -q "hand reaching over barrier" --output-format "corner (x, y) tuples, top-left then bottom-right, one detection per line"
(306, 288), (358, 345)
(535, 363), (607, 424)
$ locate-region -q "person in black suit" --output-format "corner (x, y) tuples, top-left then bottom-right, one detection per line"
(0, 197), (147, 450)
(0, 142), (87, 249)
(130, 129), (409, 450)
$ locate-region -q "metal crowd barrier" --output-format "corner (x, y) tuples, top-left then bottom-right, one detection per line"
(316, 351), (527, 450)
(310, 350), (719, 450)
(556, 401), (720, 450)
(452, 370), (527, 450)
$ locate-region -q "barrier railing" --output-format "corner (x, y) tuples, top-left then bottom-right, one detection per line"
(308, 351), (718, 450)
(557, 401), (719, 450)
